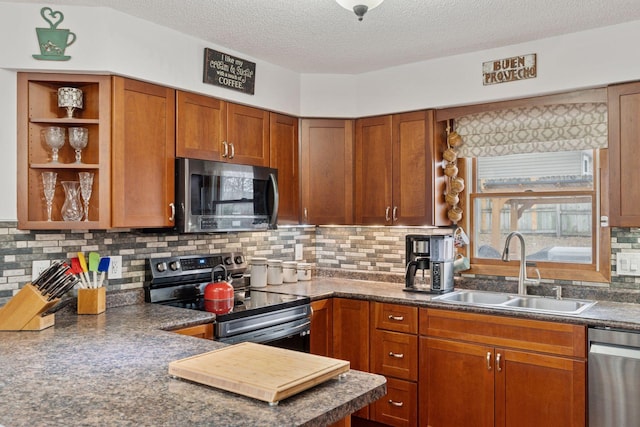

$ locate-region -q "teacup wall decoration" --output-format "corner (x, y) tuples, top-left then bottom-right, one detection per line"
(33, 7), (76, 61)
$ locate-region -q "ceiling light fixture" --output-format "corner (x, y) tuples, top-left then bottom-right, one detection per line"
(336, 0), (385, 21)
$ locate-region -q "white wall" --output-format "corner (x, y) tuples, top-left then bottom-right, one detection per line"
(1, 2), (640, 220)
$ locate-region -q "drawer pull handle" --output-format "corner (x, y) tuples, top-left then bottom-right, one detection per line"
(486, 352), (492, 370)
(388, 351), (404, 359)
(388, 315), (404, 321)
(388, 400), (404, 407)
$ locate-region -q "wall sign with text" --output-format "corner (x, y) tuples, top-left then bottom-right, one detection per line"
(482, 53), (537, 85)
(203, 48), (256, 95)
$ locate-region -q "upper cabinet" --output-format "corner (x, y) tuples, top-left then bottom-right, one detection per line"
(355, 110), (441, 226)
(175, 90), (226, 161)
(300, 119), (354, 225)
(608, 81), (640, 227)
(175, 91), (269, 167)
(17, 73), (112, 229)
(269, 113), (299, 223)
(111, 77), (176, 228)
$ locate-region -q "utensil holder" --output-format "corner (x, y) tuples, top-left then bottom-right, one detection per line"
(0, 283), (59, 331)
(77, 287), (106, 315)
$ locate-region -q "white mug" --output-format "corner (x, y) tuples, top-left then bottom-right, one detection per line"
(454, 226), (470, 248)
(453, 253), (471, 272)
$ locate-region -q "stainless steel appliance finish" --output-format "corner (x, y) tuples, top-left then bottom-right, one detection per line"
(175, 158), (279, 233)
(404, 234), (455, 294)
(145, 253), (311, 352)
(589, 327), (640, 426)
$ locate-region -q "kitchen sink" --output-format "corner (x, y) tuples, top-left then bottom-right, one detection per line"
(432, 289), (596, 315)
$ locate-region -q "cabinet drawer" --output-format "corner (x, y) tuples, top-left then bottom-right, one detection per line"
(173, 323), (213, 340)
(371, 329), (418, 381)
(371, 377), (417, 427)
(372, 302), (418, 334)
(420, 308), (586, 358)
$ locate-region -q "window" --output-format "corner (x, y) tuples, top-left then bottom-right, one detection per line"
(453, 100), (610, 282)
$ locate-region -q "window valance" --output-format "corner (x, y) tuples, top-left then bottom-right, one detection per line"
(454, 102), (608, 157)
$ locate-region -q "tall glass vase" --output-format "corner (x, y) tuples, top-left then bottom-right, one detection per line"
(61, 181), (84, 221)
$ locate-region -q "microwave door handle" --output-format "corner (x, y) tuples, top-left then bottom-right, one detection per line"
(269, 173), (279, 228)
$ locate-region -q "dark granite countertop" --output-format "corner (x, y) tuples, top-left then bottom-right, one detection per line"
(268, 277), (640, 331)
(0, 303), (385, 427)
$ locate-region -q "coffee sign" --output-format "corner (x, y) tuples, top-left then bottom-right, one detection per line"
(33, 7), (76, 61)
(203, 48), (256, 95)
(482, 53), (537, 85)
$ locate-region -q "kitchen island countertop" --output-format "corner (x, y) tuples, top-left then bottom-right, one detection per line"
(0, 303), (385, 427)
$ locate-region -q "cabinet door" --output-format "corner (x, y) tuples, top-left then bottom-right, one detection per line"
(333, 298), (369, 419)
(496, 349), (586, 427)
(608, 82), (640, 226)
(226, 102), (269, 166)
(355, 115), (393, 224)
(176, 91), (225, 161)
(173, 323), (213, 340)
(270, 113), (299, 223)
(300, 119), (354, 224)
(310, 299), (333, 357)
(392, 110), (434, 225)
(112, 77), (176, 228)
(420, 337), (494, 427)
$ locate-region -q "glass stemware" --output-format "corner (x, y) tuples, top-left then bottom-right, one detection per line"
(43, 126), (66, 163)
(78, 172), (94, 222)
(69, 127), (88, 163)
(41, 171), (57, 221)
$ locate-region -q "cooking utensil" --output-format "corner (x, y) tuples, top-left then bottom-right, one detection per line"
(71, 257), (88, 288)
(89, 252), (100, 288)
(97, 257), (110, 288)
(77, 252), (91, 288)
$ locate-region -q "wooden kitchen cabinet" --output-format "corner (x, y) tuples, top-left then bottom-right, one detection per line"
(270, 113), (299, 223)
(111, 77), (176, 228)
(333, 298), (370, 419)
(17, 73), (112, 229)
(300, 119), (354, 224)
(419, 308), (586, 427)
(175, 91), (269, 167)
(608, 81), (640, 226)
(173, 323), (214, 340)
(175, 90), (226, 161)
(355, 110), (438, 226)
(310, 299), (333, 357)
(369, 302), (418, 427)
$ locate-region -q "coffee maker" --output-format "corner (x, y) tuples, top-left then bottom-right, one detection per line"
(404, 234), (455, 293)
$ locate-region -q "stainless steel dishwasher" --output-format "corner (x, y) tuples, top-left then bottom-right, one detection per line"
(589, 327), (640, 426)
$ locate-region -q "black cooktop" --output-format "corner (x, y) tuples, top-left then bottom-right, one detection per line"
(161, 289), (310, 322)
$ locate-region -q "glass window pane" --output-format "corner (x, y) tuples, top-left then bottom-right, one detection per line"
(473, 195), (593, 264)
(476, 151), (594, 193)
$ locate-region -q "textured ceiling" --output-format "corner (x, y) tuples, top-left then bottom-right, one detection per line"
(8, 0), (640, 74)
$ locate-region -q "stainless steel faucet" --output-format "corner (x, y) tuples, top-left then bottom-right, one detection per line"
(501, 231), (540, 295)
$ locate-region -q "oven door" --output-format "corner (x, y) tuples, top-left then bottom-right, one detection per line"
(216, 317), (310, 352)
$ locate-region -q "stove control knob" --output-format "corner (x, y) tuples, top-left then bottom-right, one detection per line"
(223, 256), (233, 266)
(234, 255), (244, 265)
(169, 260), (181, 271)
(156, 262), (167, 273)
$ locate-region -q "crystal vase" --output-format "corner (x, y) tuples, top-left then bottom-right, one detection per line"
(61, 181), (84, 221)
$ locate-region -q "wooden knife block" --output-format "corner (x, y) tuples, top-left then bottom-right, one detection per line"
(0, 283), (58, 331)
(77, 287), (106, 315)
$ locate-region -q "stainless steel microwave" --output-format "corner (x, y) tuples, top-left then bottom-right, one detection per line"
(175, 158), (279, 233)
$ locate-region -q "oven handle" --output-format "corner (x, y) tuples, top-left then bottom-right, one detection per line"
(217, 318), (310, 346)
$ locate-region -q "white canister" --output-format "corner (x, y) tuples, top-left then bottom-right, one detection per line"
(283, 261), (298, 283)
(297, 262), (312, 281)
(267, 259), (283, 285)
(250, 257), (268, 288)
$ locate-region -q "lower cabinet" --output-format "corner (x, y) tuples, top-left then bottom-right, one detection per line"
(310, 299), (333, 357)
(173, 323), (213, 340)
(419, 308), (586, 427)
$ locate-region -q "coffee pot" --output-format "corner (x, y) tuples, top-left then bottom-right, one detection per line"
(404, 234), (455, 294)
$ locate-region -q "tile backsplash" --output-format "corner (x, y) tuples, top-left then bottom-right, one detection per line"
(1, 221), (639, 305)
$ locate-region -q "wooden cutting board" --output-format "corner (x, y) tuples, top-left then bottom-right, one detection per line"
(168, 342), (350, 403)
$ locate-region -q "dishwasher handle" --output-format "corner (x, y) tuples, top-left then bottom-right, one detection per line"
(590, 343), (640, 360)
